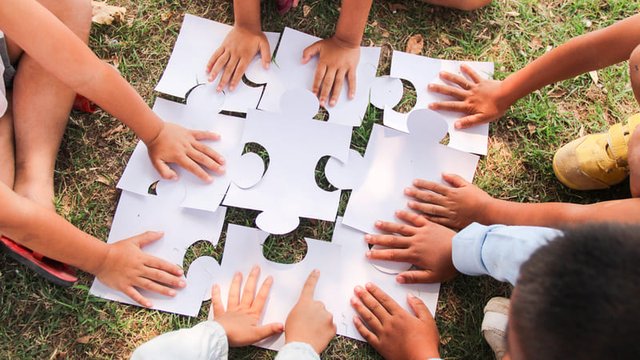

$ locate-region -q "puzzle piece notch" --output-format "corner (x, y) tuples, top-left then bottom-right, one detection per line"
(215, 223), (342, 350)
(369, 76), (404, 109)
(223, 89), (352, 235)
(244, 27), (381, 127)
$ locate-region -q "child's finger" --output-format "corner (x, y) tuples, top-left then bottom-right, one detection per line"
(395, 210), (429, 227)
(136, 276), (177, 297)
(428, 100), (468, 113)
(366, 282), (402, 315)
(252, 275), (273, 313)
(329, 68), (346, 107)
(353, 316), (379, 345)
(319, 68), (337, 106)
(188, 148), (220, 175)
(442, 173), (470, 188)
(240, 265), (260, 307)
(412, 179), (451, 195)
(152, 159), (178, 180)
(143, 266), (185, 289)
(217, 57), (239, 91)
(404, 186), (447, 205)
(192, 141), (225, 167)
(350, 296), (383, 333)
(228, 272), (243, 309)
(207, 47), (225, 73)
(427, 83), (468, 99)
(253, 323), (284, 341)
(408, 201), (449, 218)
(302, 42), (321, 64)
(230, 58), (250, 91)
(455, 114), (486, 129)
(366, 247), (412, 263)
(397, 270), (438, 284)
(143, 255), (184, 277)
(211, 284), (226, 316)
(373, 220), (416, 236)
(132, 230), (164, 247)
(312, 64), (327, 96)
(438, 71), (471, 89)
(208, 50), (229, 82)
(258, 38), (272, 69)
(422, 214), (457, 230)
(178, 156), (212, 183)
(407, 293), (434, 322)
(347, 68), (357, 99)
(354, 285), (391, 321)
(125, 286), (152, 308)
(365, 233), (410, 249)
(299, 269), (320, 300)
(460, 64), (483, 83)
(191, 130), (221, 142)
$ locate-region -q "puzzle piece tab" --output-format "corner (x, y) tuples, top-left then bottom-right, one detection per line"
(326, 109), (479, 237)
(215, 223), (342, 350)
(223, 90), (352, 234)
(155, 14), (280, 113)
(245, 27), (381, 127)
(370, 50), (494, 155)
(90, 181), (227, 316)
(117, 84), (246, 213)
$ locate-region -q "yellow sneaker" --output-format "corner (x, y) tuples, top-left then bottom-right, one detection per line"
(553, 114), (640, 190)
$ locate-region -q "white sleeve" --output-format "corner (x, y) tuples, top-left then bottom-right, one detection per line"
(275, 342), (320, 360)
(131, 321), (229, 360)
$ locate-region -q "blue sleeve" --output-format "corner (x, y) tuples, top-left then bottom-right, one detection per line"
(275, 342), (320, 360)
(451, 223), (563, 285)
(131, 321), (228, 360)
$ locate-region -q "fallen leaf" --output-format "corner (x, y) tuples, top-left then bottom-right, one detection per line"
(76, 335), (92, 344)
(390, 3), (408, 12)
(160, 11), (173, 22)
(530, 37), (542, 50)
(527, 123), (536, 135)
(588, 70), (599, 86)
(505, 11), (520, 17)
(405, 34), (424, 55)
(91, 1), (126, 25)
(440, 34), (451, 46)
(381, 30), (390, 38)
(303, 5), (311, 17)
(95, 175), (112, 186)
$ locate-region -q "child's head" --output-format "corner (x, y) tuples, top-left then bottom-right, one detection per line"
(508, 223), (640, 360)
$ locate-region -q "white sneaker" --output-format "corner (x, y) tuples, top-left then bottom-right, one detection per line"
(481, 297), (510, 360)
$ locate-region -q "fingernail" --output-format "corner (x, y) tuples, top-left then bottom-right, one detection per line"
(265, 276), (273, 284)
(427, 84), (434, 90)
(365, 282), (374, 290)
(252, 265), (259, 272)
(350, 296), (358, 304)
(354, 286), (364, 294)
(366, 251), (372, 258)
(375, 221), (382, 227)
(428, 103), (436, 109)
(168, 289), (176, 296)
(145, 301), (153, 307)
(454, 122), (462, 129)
(313, 269), (320, 275)
(178, 280), (186, 287)
(218, 166), (226, 172)
(408, 201), (417, 207)
(407, 293), (416, 299)
(330, 101), (335, 107)
(364, 234), (372, 242)
(396, 276), (405, 284)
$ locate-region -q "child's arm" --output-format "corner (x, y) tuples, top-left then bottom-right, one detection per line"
(207, 0), (271, 92)
(1, 0), (224, 182)
(302, 0), (373, 107)
(429, 14), (640, 129)
(406, 173), (640, 229)
(0, 183), (184, 307)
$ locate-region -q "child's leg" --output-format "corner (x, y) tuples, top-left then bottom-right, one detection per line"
(421, 0), (492, 11)
(0, 103), (14, 189)
(626, 44), (640, 197)
(11, 0), (92, 210)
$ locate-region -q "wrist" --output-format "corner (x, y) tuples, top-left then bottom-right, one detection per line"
(141, 120), (164, 147)
(478, 197), (501, 225)
(332, 33), (361, 48)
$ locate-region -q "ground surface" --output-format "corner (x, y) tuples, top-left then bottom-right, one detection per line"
(0, 0), (637, 359)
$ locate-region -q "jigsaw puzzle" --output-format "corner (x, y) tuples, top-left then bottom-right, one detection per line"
(214, 223), (342, 350)
(244, 27), (381, 127)
(155, 14), (280, 113)
(370, 50), (494, 155)
(89, 181), (226, 316)
(222, 89), (352, 234)
(117, 84), (245, 213)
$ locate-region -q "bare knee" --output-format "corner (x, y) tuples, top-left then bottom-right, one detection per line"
(37, 0), (93, 43)
(629, 44), (640, 105)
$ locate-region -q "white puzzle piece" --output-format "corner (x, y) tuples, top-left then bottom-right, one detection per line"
(245, 27), (381, 127)
(90, 182), (227, 317)
(332, 217), (440, 341)
(117, 84), (246, 213)
(326, 109), (479, 236)
(215, 223), (342, 350)
(371, 51), (494, 155)
(223, 90), (352, 234)
(155, 14), (280, 113)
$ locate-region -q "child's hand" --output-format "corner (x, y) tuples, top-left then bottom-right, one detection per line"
(95, 231), (186, 308)
(284, 269), (336, 354)
(212, 266), (284, 346)
(206, 26), (272, 92)
(351, 283), (440, 360)
(146, 122), (225, 183)
(302, 36), (360, 108)
(404, 173), (494, 230)
(428, 64), (508, 129)
(366, 210), (458, 284)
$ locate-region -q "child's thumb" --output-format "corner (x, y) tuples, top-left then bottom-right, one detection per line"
(301, 42), (321, 64)
(259, 40), (272, 69)
(254, 323), (284, 340)
(153, 160), (178, 181)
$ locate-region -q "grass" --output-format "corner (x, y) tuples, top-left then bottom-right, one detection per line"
(0, 0), (637, 358)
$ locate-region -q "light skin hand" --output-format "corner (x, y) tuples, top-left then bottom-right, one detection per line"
(351, 283), (440, 360)
(206, 26), (272, 92)
(94, 231), (186, 308)
(145, 122), (225, 183)
(285, 269), (336, 354)
(405, 173), (494, 230)
(212, 266), (284, 346)
(428, 64), (509, 129)
(366, 210), (458, 284)
(302, 37), (360, 107)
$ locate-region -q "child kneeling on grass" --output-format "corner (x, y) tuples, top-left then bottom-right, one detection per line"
(0, 0), (225, 307)
(353, 211), (640, 359)
(132, 267), (336, 360)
